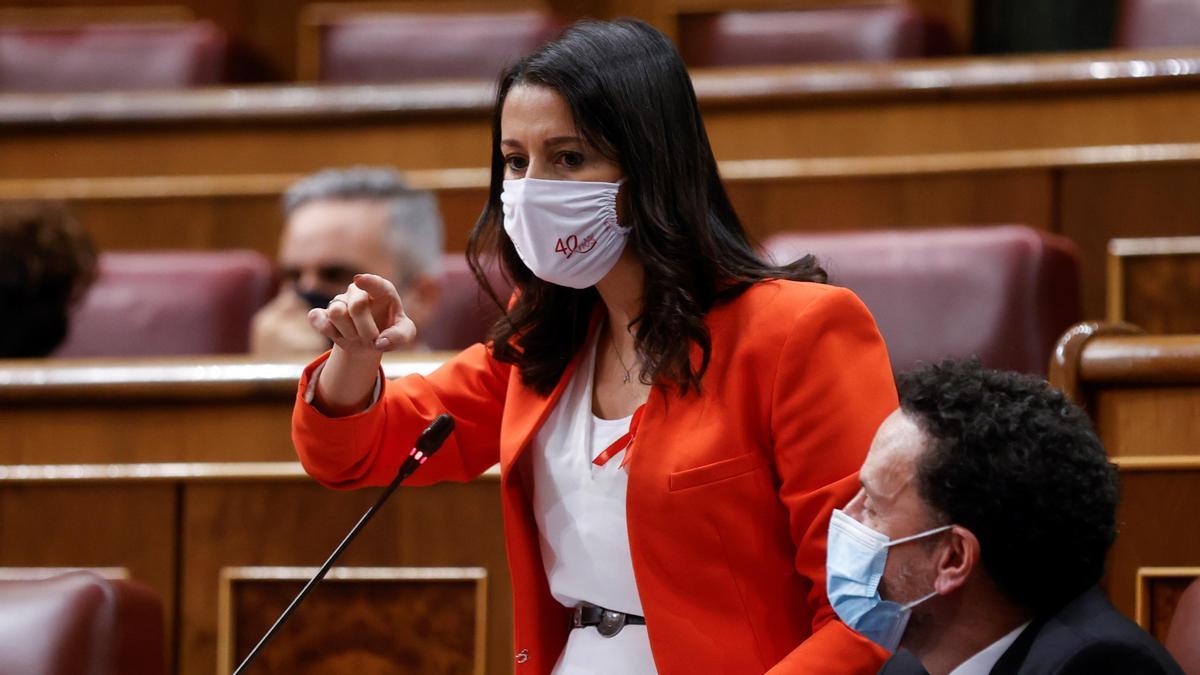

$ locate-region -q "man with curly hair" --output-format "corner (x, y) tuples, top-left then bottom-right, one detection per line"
(824, 359), (1183, 674)
(0, 201), (96, 358)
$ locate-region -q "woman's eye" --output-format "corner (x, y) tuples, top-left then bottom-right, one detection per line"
(560, 152), (584, 168)
(504, 155), (528, 171)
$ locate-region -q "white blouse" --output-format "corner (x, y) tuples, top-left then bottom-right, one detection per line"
(531, 332), (657, 674)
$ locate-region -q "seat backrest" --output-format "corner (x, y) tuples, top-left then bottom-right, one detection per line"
(679, 5), (952, 68)
(56, 250), (274, 357)
(762, 225), (1082, 375)
(0, 571), (163, 675)
(422, 254), (513, 351)
(1115, 0), (1200, 49)
(1166, 576), (1200, 674)
(0, 21), (229, 93)
(317, 11), (562, 83)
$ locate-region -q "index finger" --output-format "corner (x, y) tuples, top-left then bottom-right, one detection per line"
(353, 273), (401, 303)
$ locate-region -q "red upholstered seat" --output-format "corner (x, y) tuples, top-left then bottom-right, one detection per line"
(1114, 0), (1200, 49)
(1166, 577), (1200, 675)
(56, 251), (274, 358)
(679, 5), (952, 68)
(762, 226), (1081, 375)
(0, 21), (229, 93)
(317, 11), (562, 83)
(0, 571), (163, 675)
(423, 254), (513, 351)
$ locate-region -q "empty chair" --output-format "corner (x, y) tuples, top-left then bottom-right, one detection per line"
(679, 4), (953, 68)
(1115, 0), (1200, 49)
(314, 11), (562, 83)
(0, 571), (164, 675)
(762, 225), (1081, 375)
(422, 254), (513, 351)
(0, 21), (229, 93)
(1166, 577), (1200, 675)
(56, 250), (274, 358)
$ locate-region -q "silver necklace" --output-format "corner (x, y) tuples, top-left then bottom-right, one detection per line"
(608, 324), (635, 384)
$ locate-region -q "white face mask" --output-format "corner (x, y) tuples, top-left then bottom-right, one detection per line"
(826, 508), (951, 652)
(501, 177), (628, 289)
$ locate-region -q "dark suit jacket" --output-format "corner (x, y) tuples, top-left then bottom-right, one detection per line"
(878, 587), (1184, 675)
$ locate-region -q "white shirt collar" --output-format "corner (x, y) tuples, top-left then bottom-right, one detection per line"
(946, 621), (1032, 675)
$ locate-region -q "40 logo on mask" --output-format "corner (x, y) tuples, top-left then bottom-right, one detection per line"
(554, 234), (598, 259)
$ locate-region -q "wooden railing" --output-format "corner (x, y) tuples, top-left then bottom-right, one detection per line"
(4, 49), (1200, 182)
(1049, 323), (1200, 636)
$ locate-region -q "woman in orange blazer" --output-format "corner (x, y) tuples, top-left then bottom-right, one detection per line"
(293, 19), (897, 675)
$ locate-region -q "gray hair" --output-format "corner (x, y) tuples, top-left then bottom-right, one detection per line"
(282, 167), (444, 282)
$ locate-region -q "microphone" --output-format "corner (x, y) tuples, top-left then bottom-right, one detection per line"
(233, 413), (455, 674)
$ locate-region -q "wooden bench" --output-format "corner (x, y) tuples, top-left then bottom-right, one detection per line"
(0, 355), (508, 675)
(5, 142), (1199, 320)
(3, 48), (1200, 181)
(1049, 323), (1200, 637)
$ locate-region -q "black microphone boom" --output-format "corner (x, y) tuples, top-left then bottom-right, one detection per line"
(232, 413), (455, 675)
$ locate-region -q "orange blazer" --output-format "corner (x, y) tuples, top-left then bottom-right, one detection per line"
(293, 280), (898, 674)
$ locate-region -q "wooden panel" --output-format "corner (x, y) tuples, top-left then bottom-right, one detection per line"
(4, 51), (1200, 181)
(220, 567), (485, 675)
(0, 483), (178, 673)
(1107, 465), (1200, 622)
(1109, 238), (1200, 335)
(1136, 568), (1200, 643)
(1095, 387), (1200, 458)
(0, 119), (495, 180)
(1119, 255), (1200, 334)
(1060, 166), (1200, 324)
(0, 356), (444, 465)
(725, 169), (1053, 238)
(180, 479), (510, 675)
(0, 400), (295, 464)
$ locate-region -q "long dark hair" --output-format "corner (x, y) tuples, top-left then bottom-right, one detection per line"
(467, 18), (824, 396)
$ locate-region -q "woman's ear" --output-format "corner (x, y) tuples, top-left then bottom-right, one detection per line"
(933, 525), (978, 596)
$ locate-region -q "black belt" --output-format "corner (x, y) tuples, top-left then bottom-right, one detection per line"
(570, 603), (646, 637)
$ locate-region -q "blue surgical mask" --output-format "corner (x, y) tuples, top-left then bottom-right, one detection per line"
(826, 508), (951, 652)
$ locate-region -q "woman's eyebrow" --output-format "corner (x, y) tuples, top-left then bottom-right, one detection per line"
(544, 135), (584, 147)
(500, 139), (523, 148)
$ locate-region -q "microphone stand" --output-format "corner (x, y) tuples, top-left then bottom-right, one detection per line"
(233, 413), (455, 675)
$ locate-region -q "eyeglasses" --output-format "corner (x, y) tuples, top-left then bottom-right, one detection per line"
(278, 264), (359, 288)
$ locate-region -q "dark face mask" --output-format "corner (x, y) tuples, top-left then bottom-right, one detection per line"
(295, 287), (336, 310)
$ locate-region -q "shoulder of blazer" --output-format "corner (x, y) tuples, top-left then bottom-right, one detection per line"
(707, 279), (868, 342)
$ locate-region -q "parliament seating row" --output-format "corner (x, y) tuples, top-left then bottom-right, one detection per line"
(0, 5), (952, 92)
(0, 322), (1196, 674)
(6, 50), (1200, 185)
(10, 141), (1195, 322)
(55, 226), (1080, 377)
(4, 0), (1200, 92)
(55, 251), (509, 358)
(0, 20), (229, 92)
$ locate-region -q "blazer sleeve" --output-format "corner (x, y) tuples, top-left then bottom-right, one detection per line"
(292, 342), (510, 489)
(765, 287), (898, 674)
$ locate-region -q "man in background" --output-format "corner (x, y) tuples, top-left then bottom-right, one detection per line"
(250, 167), (444, 356)
(826, 359), (1183, 674)
(0, 201), (97, 358)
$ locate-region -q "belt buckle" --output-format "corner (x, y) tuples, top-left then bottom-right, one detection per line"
(596, 609), (627, 638)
